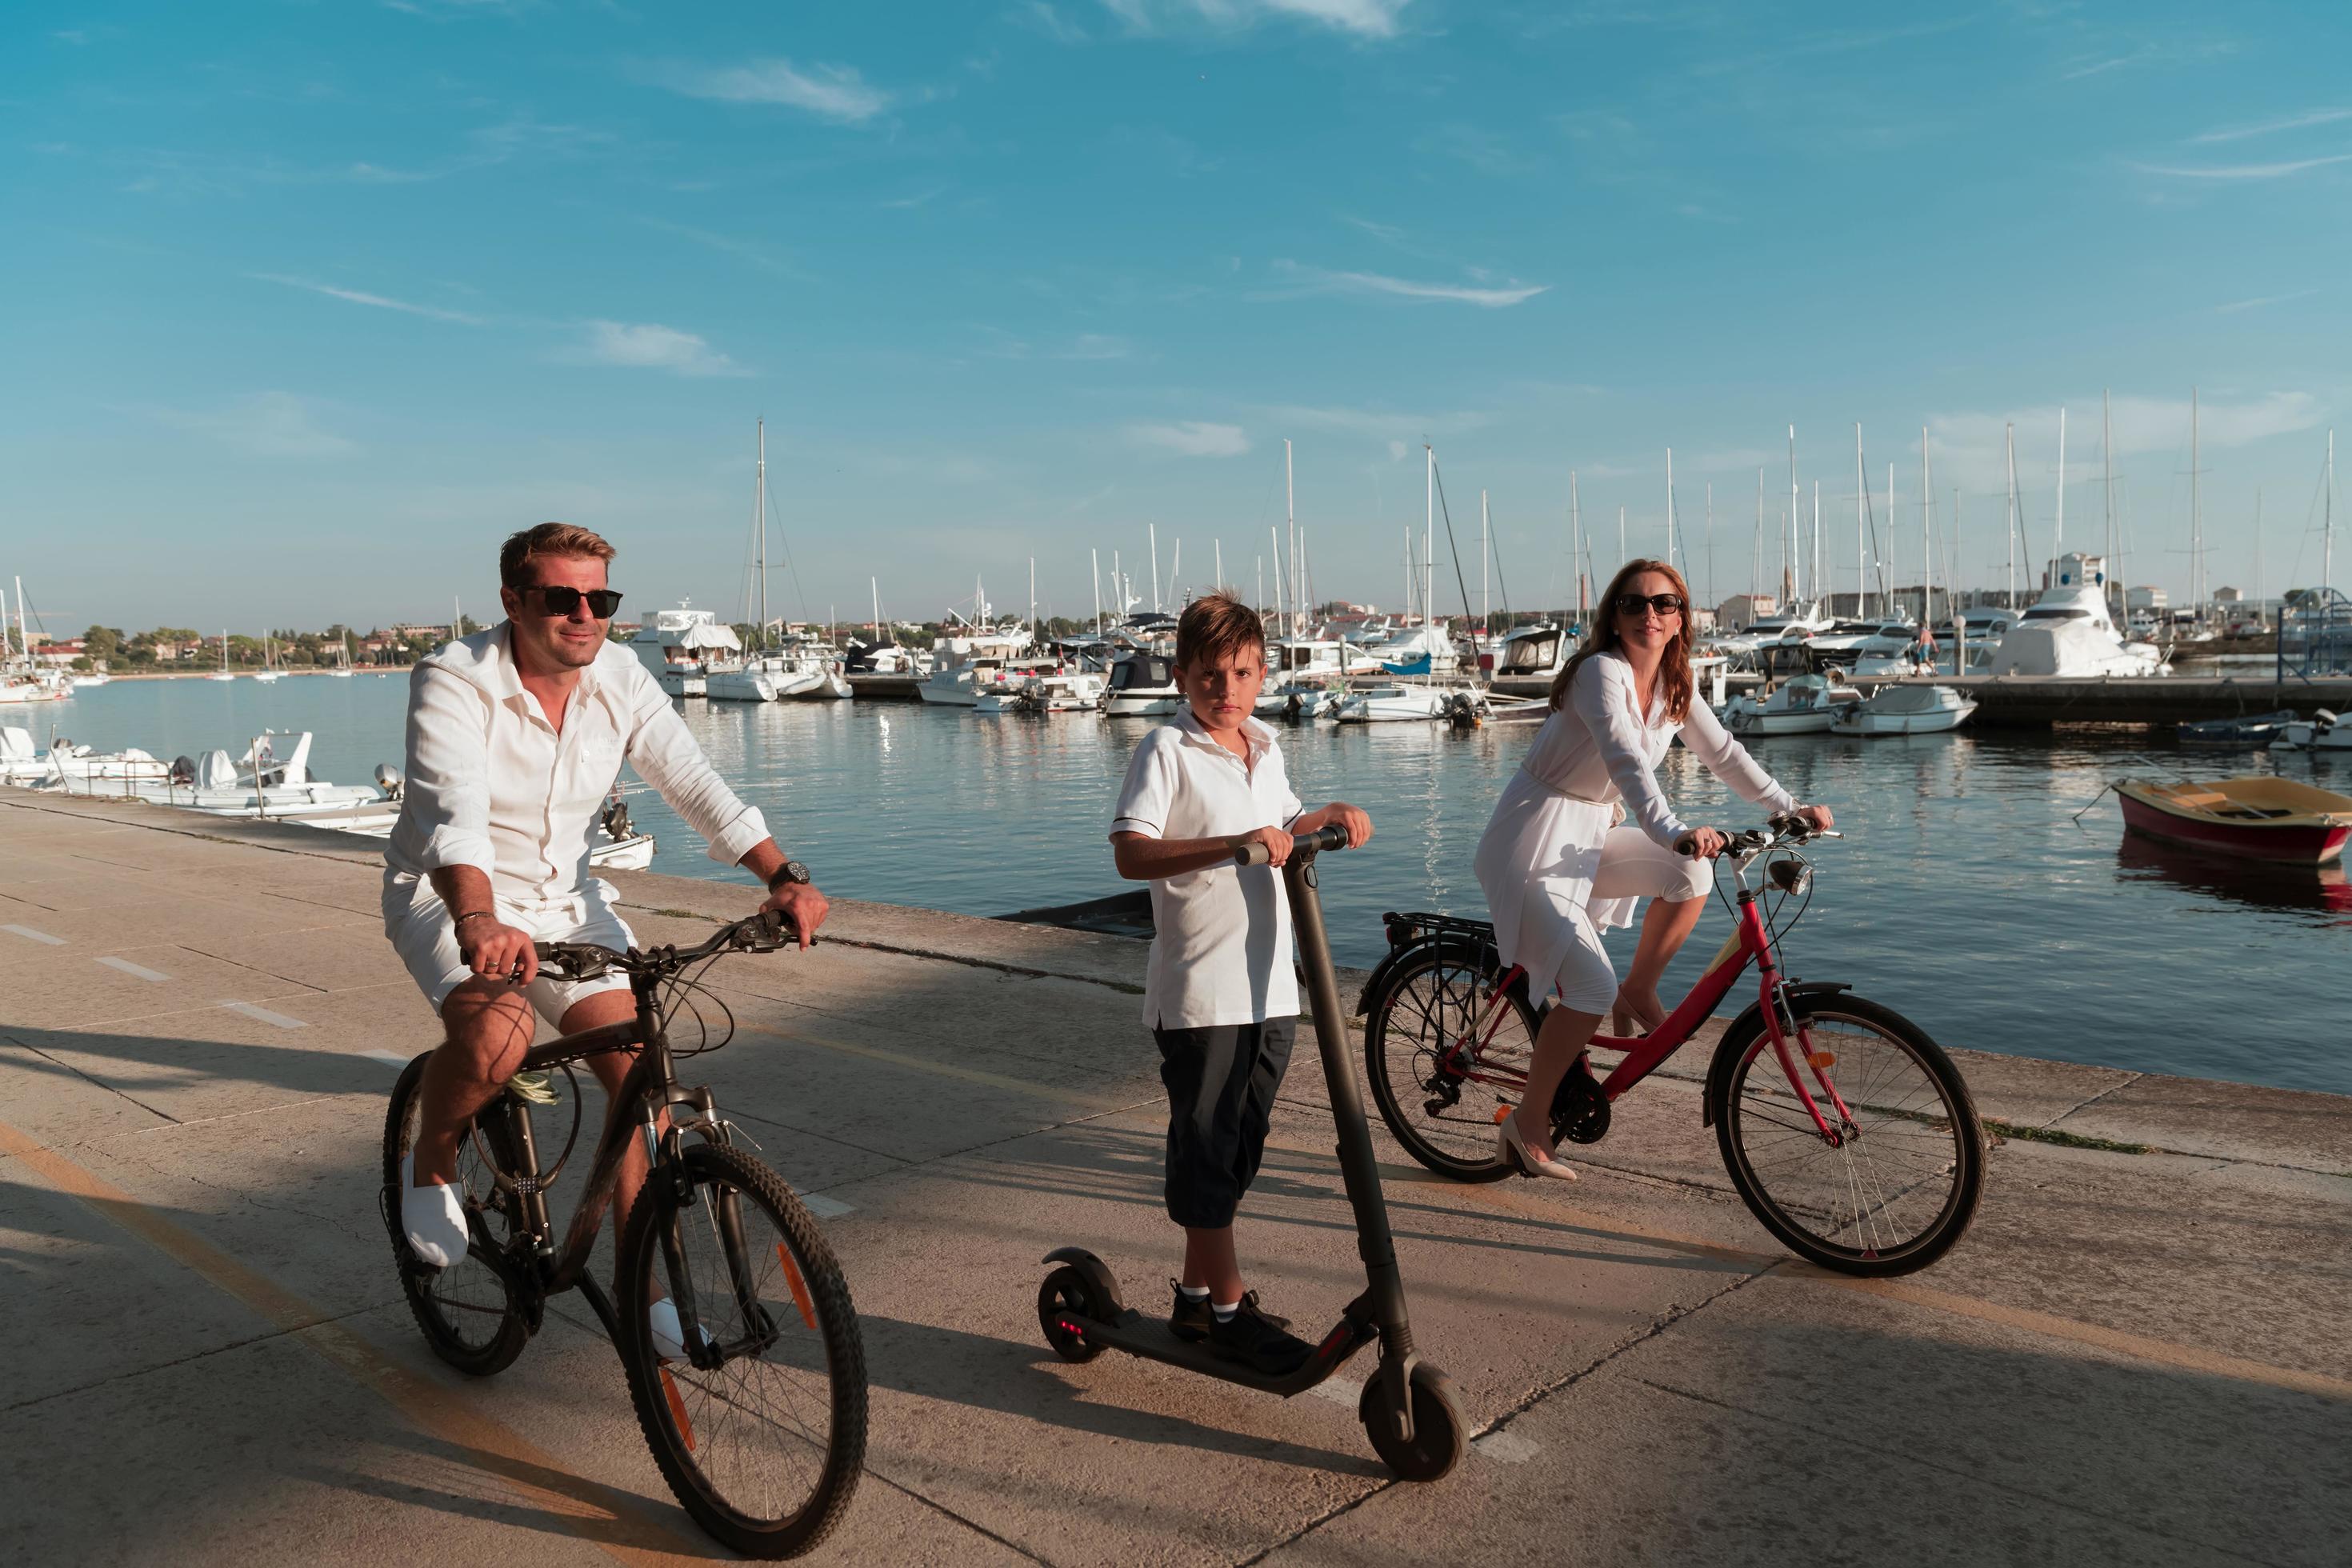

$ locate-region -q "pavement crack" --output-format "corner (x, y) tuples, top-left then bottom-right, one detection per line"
(0, 1298), (401, 1416)
(4, 1035), (181, 1126)
(2041, 1071), (2144, 1130)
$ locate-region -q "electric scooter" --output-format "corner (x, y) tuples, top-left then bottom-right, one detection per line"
(1036, 823), (1467, 1482)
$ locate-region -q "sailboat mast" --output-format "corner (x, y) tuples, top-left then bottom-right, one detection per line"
(1886, 462), (1895, 619)
(1754, 468), (1764, 604)
(2103, 389), (2118, 620)
(1787, 425), (1799, 605)
(2003, 422), (2018, 610)
(1704, 482), (1714, 612)
(1149, 523), (1160, 614)
(1618, 508), (1626, 575)
(2054, 406), (2067, 586)
(1854, 425), (1866, 619)
(1664, 447), (1675, 576)
(2190, 387), (2202, 618)
(1921, 426), (1933, 630)
(1285, 438), (1296, 638)
(1480, 489), (1490, 638)
(2327, 429), (2337, 596)
(1422, 444), (1434, 627)
(1570, 470), (1585, 621)
(756, 419), (770, 649)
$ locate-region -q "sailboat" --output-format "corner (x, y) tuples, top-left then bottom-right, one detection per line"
(1334, 445), (1483, 722)
(253, 630), (283, 682)
(707, 421), (826, 702)
(206, 630), (236, 682)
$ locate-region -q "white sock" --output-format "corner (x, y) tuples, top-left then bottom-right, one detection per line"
(1178, 1284), (1210, 1301)
(1211, 1298), (1241, 1321)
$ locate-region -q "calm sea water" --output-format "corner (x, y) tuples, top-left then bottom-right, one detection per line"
(26, 674), (2351, 1094)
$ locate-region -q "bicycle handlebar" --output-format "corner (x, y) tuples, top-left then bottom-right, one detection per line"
(1230, 822), (1353, 867)
(532, 907), (802, 981)
(1676, 813), (1844, 858)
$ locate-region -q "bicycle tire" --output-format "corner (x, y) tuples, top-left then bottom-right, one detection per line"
(1707, 994), (1984, 1277)
(379, 1051), (532, 1377)
(618, 1142), (866, 1559)
(1363, 942), (1538, 1183)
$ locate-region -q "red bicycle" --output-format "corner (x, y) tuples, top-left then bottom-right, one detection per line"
(1359, 816), (1983, 1276)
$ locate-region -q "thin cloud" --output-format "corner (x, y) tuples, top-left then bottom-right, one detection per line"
(2190, 106), (2352, 145)
(1924, 392), (2322, 491)
(250, 273), (484, 324)
(578, 321), (749, 378)
(153, 392), (357, 458)
(2216, 288), (2321, 314)
(1098, 0), (1413, 39)
(1254, 403), (1489, 442)
(2132, 154), (2352, 181)
(1270, 261), (1547, 307)
(1126, 421), (1250, 458)
(661, 58), (892, 124)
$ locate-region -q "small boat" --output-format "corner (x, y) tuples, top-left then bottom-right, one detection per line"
(2114, 774), (2352, 866)
(1830, 683), (1977, 736)
(2178, 710), (2302, 750)
(2270, 709), (2352, 753)
(70, 672), (112, 688)
(1100, 650), (1183, 718)
(1333, 684), (1485, 725)
(1720, 673), (1862, 736)
(974, 670), (1105, 714)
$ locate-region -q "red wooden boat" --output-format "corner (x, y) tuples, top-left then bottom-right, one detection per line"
(2115, 775), (2352, 866)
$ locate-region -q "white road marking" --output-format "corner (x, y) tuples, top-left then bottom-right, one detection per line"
(96, 956), (170, 982)
(221, 1001), (307, 1030)
(2, 924), (65, 946)
(362, 1050), (412, 1069)
(1308, 1374), (1363, 1409)
(1474, 1429), (1543, 1463)
(800, 1193), (854, 1219)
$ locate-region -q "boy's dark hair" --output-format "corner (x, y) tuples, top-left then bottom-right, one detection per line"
(1174, 592), (1268, 670)
(500, 522), (616, 593)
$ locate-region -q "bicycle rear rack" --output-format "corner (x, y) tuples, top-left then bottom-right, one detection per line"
(1381, 910), (1498, 949)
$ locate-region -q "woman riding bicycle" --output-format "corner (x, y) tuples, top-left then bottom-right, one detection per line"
(1474, 558), (1834, 1179)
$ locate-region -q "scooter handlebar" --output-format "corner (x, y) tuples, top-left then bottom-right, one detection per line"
(1230, 822), (1353, 867)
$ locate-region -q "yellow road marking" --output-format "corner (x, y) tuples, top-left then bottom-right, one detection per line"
(0, 1120), (717, 1566)
(739, 1022), (1125, 1110)
(1394, 1166), (2352, 1404)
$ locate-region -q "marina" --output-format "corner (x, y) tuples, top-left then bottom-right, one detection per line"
(12, 669), (2349, 1095)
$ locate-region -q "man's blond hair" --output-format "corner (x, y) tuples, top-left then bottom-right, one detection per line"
(500, 522), (616, 592)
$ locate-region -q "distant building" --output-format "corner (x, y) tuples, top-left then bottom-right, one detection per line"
(2214, 586), (2242, 603)
(1714, 594), (1777, 630)
(2126, 586), (2169, 612)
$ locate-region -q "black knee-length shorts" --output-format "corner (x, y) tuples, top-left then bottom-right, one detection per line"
(1153, 1018), (1297, 1229)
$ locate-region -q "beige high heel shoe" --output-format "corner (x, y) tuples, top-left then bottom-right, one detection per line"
(1497, 1114), (1578, 1182)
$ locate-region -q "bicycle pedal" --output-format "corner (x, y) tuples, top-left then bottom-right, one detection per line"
(506, 1070), (559, 1106)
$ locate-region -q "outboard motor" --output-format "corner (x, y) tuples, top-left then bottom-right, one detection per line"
(169, 755), (198, 786)
(600, 790), (634, 842)
(374, 763), (405, 800)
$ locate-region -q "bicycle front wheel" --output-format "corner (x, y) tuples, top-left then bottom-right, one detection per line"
(1364, 942), (1538, 1182)
(1708, 994), (1983, 1277)
(618, 1142), (866, 1559)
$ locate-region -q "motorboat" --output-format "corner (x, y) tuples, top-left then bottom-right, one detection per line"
(1986, 554), (2166, 678)
(1363, 622), (1462, 674)
(1, 726), (59, 784)
(0, 670), (70, 704)
(974, 670), (1106, 714)
(50, 731), (392, 820)
(2270, 709), (2352, 752)
(1830, 683), (1976, 736)
(70, 672), (112, 688)
(1101, 650), (1183, 718)
(917, 621), (1034, 707)
(2178, 710), (2302, 750)
(1720, 673), (1862, 736)
(1485, 622), (1571, 698)
(630, 602), (742, 698)
(1332, 683), (1485, 725)
(1844, 620), (1937, 678)
(2114, 774), (2352, 866)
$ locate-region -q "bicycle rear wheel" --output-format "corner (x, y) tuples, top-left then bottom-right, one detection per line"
(1364, 943), (1537, 1182)
(380, 1052), (532, 1376)
(618, 1141), (866, 1559)
(1708, 994), (1983, 1277)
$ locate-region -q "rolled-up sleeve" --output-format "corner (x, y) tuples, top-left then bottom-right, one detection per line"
(622, 675), (770, 866)
(402, 665), (498, 876)
(1680, 701), (1798, 815)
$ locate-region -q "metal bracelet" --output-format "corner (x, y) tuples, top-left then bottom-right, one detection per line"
(452, 909), (494, 928)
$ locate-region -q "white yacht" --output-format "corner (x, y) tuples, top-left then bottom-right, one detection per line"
(1362, 621), (1461, 674)
(49, 731), (392, 819)
(1720, 674), (1862, 735)
(1100, 649), (1183, 718)
(920, 622), (1036, 706)
(630, 602), (742, 698)
(1, 726), (59, 783)
(974, 670), (1106, 714)
(1987, 554), (2166, 678)
(1830, 684), (1977, 735)
(1333, 683), (1484, 724)
(1846, 621), (1935, 678)
(1485, 622), (1572, 697)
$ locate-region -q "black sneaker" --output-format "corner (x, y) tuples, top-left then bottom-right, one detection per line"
(1169, 1280), (1214, 1342)
(1207, 1291), (1314, 1375)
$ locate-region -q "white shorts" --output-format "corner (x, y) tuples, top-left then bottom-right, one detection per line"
(382, 876), (638, 1026)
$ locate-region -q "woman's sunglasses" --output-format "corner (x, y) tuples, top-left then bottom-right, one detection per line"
(526, 586), (624, 618)
(1613, 593), (1686, 618)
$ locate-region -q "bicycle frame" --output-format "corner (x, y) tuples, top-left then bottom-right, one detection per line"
(1448, 849), (1858, 1142)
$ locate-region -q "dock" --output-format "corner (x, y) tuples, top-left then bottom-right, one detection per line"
(1907, 673), (2352, 728)
(3, 790), (2345, 1566)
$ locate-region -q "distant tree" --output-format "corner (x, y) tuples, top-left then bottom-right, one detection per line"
(82, 625), (121, 665)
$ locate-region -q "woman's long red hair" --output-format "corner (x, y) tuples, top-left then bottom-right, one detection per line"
(1547, 558), (1696, 721)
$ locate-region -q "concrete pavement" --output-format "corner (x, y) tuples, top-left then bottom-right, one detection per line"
(2, 790), (2345, 1566)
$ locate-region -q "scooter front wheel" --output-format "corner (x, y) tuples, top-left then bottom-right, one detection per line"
(1038, 1266), (1109, 1363)
(1359, 1362), (1466, 1482)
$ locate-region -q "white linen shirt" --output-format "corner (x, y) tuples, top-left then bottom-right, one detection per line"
(1111, 710), (1306, 1030)
(384, 625), (768, 908)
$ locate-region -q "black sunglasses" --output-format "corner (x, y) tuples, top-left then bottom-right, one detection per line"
(525, 586), (623, 618)
(1614, 592), (1686, 617)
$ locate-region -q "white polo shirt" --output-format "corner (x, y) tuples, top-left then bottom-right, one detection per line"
(1111, 710), (1305, 1029)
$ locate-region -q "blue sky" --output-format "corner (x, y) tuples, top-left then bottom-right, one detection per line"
(6, 0), (2348, 634)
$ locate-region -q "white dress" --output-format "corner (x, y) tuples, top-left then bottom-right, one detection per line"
(1473, 651), (1796, 1014)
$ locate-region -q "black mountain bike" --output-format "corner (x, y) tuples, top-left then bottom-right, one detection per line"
(378, 910), (866, 1559)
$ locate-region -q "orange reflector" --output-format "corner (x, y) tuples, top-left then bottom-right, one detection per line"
(1491, 1104), (1517, 1124)
(776, 1242), (817, 1330)
(1807, 1051), (1836, 1070)
(660, 1368), (694, 1451)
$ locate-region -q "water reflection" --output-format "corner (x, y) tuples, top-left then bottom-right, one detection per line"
(2116, 836), (2352, 921)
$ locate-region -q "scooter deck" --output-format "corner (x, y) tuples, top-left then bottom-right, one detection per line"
(1054, 1306), (1375, 1398)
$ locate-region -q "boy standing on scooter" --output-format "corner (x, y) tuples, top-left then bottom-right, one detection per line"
(1110, 593), (1374, 1374)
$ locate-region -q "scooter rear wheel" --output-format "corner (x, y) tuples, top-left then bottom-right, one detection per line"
(1038, 1266), (1109, 1363)
(1359, 1363), (1466, 1482)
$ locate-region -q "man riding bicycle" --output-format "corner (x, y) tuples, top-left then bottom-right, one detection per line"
(384, 522), (827, 1358)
